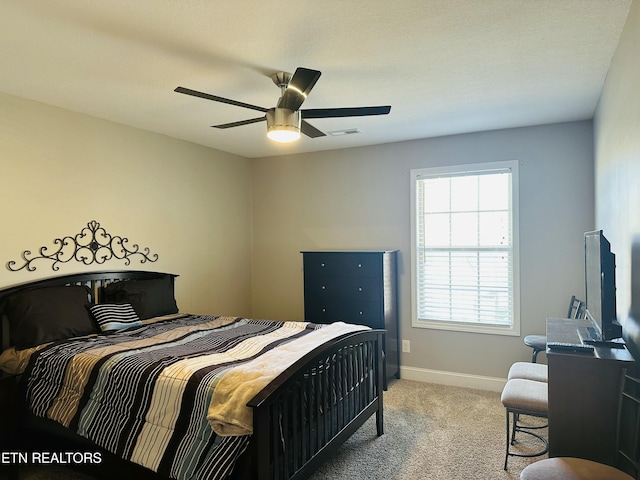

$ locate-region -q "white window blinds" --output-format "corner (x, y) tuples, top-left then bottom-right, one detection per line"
(411, 161), (519, 334)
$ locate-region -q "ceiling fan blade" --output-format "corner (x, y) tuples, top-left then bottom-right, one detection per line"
(277, 67), (322, 111)
(302, 106), (391, 119)
(301, 120), (326, 138)
(212, 116), (266, 129)
(175, 86), (268, 113)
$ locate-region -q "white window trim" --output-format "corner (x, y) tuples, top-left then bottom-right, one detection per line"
(410, 160), (520, 336)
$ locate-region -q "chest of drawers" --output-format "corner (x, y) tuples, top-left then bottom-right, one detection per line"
(302, 250), (399, 384)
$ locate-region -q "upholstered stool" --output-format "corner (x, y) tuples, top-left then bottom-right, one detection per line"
(523, 296), (586, 363)
(520, 457), (633, 480)
(501, 378), (549, 469)
(508, 362), (548, 383)
(523, 335), (547, 362)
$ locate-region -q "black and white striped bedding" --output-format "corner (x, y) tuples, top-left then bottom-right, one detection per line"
(24, 315), (330, 480)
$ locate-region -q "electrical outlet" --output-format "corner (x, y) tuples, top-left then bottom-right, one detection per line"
(402, 339), (410, 353)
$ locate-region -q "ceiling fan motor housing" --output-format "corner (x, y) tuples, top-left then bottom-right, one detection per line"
(266, 108), (301, 142)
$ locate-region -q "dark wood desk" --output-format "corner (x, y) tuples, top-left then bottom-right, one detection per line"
(546, 317), (636, 467)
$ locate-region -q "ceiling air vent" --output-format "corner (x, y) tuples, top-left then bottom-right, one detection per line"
(327, 128), (361, 136)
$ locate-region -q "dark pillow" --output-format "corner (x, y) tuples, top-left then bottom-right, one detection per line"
(89, 303), (141, 332)
(102, 277), (178, 320)
(5, 285), (97, 350)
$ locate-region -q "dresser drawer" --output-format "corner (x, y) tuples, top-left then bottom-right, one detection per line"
(305, 300), (384, 328)
(302, 252), (382, 278)
(305, 276), (381, 302)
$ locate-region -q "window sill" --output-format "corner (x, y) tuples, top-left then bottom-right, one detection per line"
(412, 319), (520, 336)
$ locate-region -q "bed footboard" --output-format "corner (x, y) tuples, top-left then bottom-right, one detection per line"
(247, 329), (385, 480)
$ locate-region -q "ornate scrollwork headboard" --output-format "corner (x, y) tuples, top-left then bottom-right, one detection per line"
(6, 220), (158, 272)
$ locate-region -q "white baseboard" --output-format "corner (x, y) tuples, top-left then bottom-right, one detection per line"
(400, 366), (507, 392)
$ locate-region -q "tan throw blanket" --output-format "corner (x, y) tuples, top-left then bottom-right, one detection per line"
(207, 321), (369, 436)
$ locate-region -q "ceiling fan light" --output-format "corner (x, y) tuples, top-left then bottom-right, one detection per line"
(267, 127), (300, 143)
(266, 108), (301, 143)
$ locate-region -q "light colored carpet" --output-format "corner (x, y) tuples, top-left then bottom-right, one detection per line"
(308, 379), (546, 480)
(12, 379), (546, 480)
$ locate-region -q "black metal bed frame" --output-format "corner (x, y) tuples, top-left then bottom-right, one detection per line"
(0, 270), (385, 480)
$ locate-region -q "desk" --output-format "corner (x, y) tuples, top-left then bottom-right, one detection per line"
(546, 317), (636, 466)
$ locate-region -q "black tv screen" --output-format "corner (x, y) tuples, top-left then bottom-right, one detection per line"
(584, 230), (621, 341)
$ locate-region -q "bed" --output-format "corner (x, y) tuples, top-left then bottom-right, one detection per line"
(0, 270), (385, 480)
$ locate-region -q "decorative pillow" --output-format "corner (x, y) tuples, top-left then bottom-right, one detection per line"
(5, 285), (97, 350)
(102, 276), (178, 320)
(89, 303), (141, 332)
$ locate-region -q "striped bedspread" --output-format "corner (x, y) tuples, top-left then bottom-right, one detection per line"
(24, 315), (365, 480)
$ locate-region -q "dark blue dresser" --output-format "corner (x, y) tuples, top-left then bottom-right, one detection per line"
(302, 250), (400, 385)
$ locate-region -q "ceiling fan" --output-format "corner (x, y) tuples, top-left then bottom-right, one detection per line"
(174, 67), (391, 143)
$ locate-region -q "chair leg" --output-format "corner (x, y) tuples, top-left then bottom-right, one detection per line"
(504, 409), (511, 470)
(504, 408), (549, 470)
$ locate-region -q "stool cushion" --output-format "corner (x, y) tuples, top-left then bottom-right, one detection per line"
(508, 362), (548, 383)
(520, 457), (633, 480)
(524, 335), (547, 350)
(501, 379), (548, 415)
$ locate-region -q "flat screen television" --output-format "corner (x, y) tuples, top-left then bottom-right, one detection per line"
(584, 230), (622, 342)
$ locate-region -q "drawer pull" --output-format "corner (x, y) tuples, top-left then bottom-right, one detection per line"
(358, 263), (362, 268)
(321, 263), (325, 267)
(358, 287), (363, 292)
(359, 311), (364, 315)
(322, 308), (326, 312)
(321, 286), (326, 290)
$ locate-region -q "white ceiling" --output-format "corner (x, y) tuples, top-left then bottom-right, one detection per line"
(0, 1), (632, 158)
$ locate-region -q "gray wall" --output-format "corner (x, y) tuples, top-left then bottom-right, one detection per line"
(251, 121), (594, 383)
(594, 0), (640, 320)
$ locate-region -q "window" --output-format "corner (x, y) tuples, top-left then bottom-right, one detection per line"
(410, 161), (520, 335)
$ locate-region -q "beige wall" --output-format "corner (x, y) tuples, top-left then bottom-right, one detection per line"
(0, 93), (253, 317)
(594, 0), (640, 319)
(251, 121), (594, 380)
